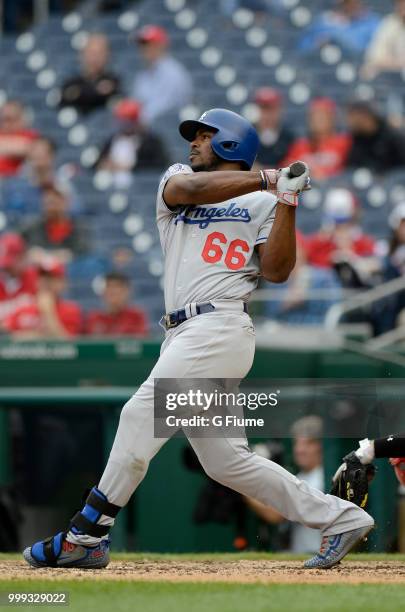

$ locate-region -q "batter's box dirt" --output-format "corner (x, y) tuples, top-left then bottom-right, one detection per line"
(1, 560), (405, 584)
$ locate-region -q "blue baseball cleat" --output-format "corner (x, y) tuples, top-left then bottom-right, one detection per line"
(303, 523), (374, 569)
(23, 487), (120, 569)
(23, 532), (110, 569)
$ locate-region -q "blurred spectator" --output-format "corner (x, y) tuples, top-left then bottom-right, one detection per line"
(299, 0), (380, 55)
(281, 98), (350, 181)
(96, 99), (169, 188)
(2, 137), (82, 219)
(60, 34), (120, 114)
(371, 203), (405, 334)
(265, 232), (341, 325)
(4, 259), (82, 339)
(387, 203), (405, 277)
(220, 0), (285, 19)
(2, 0), (72, 33)
(346, 100), (405, 173)
(363, 0), (405, 79)
(0, 233), (37, 326)
(110, 246), (135, 272)
(22, 185), (89, 263)
(253, 88), (295, 168)
(131, 25), (193, 124)
(306, 188), (378, 285)
(246, 416), (324, 553)
(0, 101), (38, 177)
(85, 272), (148, 337)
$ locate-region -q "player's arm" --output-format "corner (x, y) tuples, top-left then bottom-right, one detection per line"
(0, 136), (33, 158)
(244, 496), (285, 524)
(347, 436), (405, 463)
(256, 165), (310, 283)
(163, 170), (263, 207)
(36, 290), (70, 338)
(257, 204), (296, 283)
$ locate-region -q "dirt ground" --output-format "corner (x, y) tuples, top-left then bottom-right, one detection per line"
(1, 559), (405, 584)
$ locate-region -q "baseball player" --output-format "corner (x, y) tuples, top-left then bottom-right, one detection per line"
(23, 109), (374, 570)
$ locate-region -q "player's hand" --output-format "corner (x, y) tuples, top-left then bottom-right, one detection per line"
(331, 450), (376, 508)
(332, 460), (347, 484)
(276, 162), (310, 207)
(333, 438), (375, 482)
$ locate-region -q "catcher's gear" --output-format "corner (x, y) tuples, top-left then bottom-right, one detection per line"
(389, 457), (405, 486)
(179, 108), (259, 170)
(331, 451), (376, 508)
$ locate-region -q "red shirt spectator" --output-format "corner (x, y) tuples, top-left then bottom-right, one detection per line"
(306, 188), (376, 268)
(5, 301), (82, 336)
(282, 134), (350, 181)
(4, 259), (82, 338)
(307, 232), (375, 268)
(0, 101), (38, 177)
(0, 233), (38, 323)
(86, 307), (148, 336)
(0, 267), (37, 301)
(282, 98), (351, 181)
(85, 272), (148, 337)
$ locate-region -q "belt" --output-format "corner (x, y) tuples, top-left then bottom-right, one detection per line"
(160, 301), (248, 331)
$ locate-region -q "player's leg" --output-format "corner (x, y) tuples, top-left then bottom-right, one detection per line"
(68, 375), (170, 544)
(23, 311), (253, 568)
(23, 375), (170, 568)
(93, 311), (254, 514)
(23, 331), (177, 568)
(72, 313), (254, 540)
(188, 434), (373, 533)
(188, 433), (374, 569)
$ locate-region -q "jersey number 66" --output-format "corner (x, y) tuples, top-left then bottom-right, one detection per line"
(201, 232), (249, 271)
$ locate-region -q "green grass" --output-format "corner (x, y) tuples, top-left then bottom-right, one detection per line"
(0, 581), (405, 612)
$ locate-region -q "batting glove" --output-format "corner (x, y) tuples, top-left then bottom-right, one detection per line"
(276, 163), (311, 207)
(354, 438), (375, 465)
(262, 162), (311, 207)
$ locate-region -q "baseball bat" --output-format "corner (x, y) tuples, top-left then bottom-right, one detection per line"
(288, 161), (307, 178)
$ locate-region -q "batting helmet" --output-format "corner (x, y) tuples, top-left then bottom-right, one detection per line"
(179, 108), (259, 170)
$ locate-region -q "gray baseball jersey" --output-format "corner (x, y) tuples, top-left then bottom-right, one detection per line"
(156, 163), (277, 312)
(72, 165), (374, 551)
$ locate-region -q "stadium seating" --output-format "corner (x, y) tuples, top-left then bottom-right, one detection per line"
(1, 0), (404, 331)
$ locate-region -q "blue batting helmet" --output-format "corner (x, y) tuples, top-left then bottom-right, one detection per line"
(179, 108), (259, 170)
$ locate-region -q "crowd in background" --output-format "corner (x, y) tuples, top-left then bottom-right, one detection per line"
(1, 0), (405, 338)
(1, 0), (405, 556)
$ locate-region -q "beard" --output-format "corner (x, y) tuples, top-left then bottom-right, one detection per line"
(190, 152), (222, 172)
